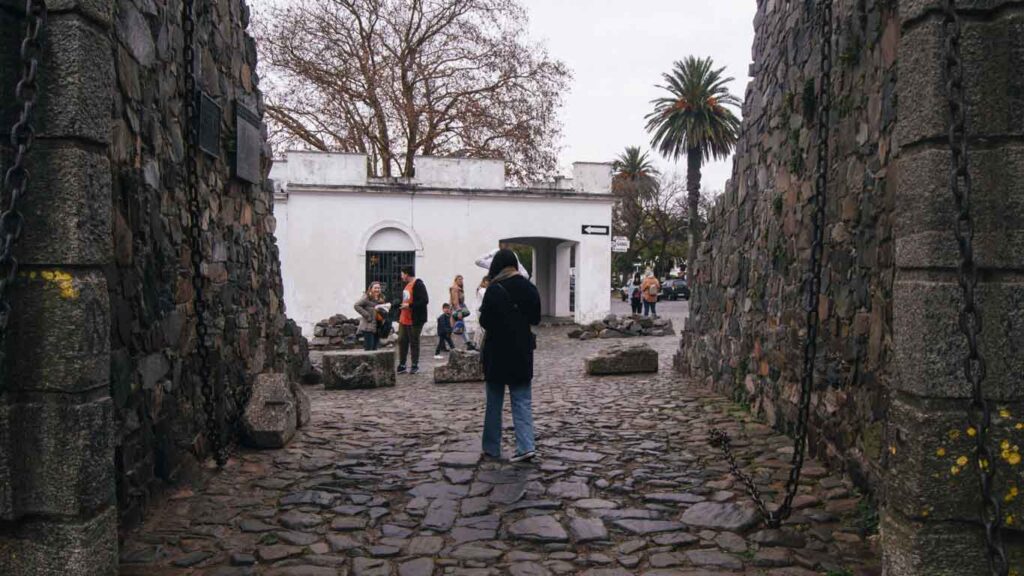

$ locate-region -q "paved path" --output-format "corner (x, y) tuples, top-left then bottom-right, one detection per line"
(121, 300), (880, 575)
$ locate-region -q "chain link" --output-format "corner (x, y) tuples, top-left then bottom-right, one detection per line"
(940, 1), (1007, 574)
(0, 0), (46, 386)
(182, 0), (225, 466)
(708, 0), (832, 529)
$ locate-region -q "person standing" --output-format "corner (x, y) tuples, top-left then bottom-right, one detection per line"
(629, 275), (643, 315)
(470, 276), (489, 351)
(397, 266), (429, 374)
(640, 270), (661, 317)
(354, 282), (387, 350)
(449, 275), (471, 348)
(480, 249), (541, 462)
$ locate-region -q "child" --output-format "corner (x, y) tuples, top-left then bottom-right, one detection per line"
(434, 303), (456, 358)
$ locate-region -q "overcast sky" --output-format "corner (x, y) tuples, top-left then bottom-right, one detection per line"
(251, 0), (757, 192)
(518, 0), (756, 192)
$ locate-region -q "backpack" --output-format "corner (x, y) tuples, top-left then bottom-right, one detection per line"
(647, 282), (659, 297)
(489, 282), (536, 353)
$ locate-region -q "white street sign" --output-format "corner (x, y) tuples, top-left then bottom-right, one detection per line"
(611, 236), (630, 253)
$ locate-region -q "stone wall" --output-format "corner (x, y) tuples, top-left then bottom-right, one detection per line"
(106, 0), (303, 528)
(676, 0), (899, 488)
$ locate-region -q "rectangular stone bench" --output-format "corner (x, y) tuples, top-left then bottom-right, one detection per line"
(585, 344), (659, 375)
(322, 350), (396, 390)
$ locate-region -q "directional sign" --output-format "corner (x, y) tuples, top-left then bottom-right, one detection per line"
(611, 236), (630, 253)
(581, 224), (610, 235)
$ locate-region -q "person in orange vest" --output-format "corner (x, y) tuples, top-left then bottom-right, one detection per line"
(640, 269), (661, 317)
(397, 266), (429, 374)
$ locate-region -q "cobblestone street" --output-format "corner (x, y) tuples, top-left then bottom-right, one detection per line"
(120, 301), (880, 575)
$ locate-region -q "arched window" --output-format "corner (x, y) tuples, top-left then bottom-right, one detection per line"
(365, 228), (416, 312)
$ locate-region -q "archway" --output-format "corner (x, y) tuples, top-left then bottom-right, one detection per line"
(501, 236), (578, 321)
(365, 226), (418, 312)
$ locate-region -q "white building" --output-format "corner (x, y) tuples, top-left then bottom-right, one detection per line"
(270, 151), (614, 337)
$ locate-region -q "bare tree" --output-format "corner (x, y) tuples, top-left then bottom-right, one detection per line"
(254, 0), (571, 183)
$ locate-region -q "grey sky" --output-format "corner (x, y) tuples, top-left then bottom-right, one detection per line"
(519, 0), (756, 192)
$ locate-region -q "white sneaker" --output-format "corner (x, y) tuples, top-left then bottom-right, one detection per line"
(509, 451), (537, 463)
(434, 355), (443, 360)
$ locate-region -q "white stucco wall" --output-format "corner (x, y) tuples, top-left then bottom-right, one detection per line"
(572, 162), (613, 195)
(415, 156), (505, 189)
(271, 153), (613, 337)
(271, 151), (368, 187)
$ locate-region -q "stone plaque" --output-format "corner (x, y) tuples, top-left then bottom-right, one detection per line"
(234, 104), (261, 183)
(197, 92), (221, 157)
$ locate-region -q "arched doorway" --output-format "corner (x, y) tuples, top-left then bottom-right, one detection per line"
(365, 227), (417, 313)
(501, 236), (577, 320)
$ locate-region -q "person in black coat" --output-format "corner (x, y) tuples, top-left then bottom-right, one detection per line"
(479, 249), (541, 462)
(397, 266), (429, 374)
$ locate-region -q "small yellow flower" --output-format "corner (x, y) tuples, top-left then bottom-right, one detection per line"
(967, 427), (977, 437)
(1008, 452), (1021, 466)
(936, 447), (947, 457)
(951, 465), (961, 475)
(1016, 423), (1023, 431)
(1002, 439), (1011, 451)
(921, 508), (930, 517)
(1005, 486), (1019, 503)
(979, 458), (990, 470)
(949, 429), (962, 440)
(1006, 514), (1015, 526)
(999, 408), (1011, 419)
(889, 445), (897, 455)
(956, 455), (969, 467)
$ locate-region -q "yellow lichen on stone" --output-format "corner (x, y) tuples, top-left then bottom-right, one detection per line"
(20, 269), (79, 299)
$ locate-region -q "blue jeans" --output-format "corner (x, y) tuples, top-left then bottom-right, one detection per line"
(643, 300), (657, 316)
(362, 331), (378, 351)
(482, 381), (535, 457)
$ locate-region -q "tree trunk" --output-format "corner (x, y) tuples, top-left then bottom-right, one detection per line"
(685, 148), (702, 289)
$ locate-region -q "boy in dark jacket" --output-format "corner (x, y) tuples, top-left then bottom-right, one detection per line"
(434, 304), (456, 358)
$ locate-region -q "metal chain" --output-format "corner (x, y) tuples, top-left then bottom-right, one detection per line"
(940, 2), (1007, 574)
(708, 0), (832, 529)
(0, 0), (46, 385)
(182, 0), (225, 466)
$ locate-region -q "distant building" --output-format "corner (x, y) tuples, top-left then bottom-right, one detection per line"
(270, 151), (614, 336)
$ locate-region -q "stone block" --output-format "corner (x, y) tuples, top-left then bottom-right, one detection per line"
(7, 268), (110, 394)
(242, 373), (296, 449)
(291, 380), (311, 428)
(19, 144), (112, 266)
(0, 402), (9, 521)
(895, 146), (1024, 270)
(880, 510), (1023, 575)
(897, 15), (1024, 147)
(585, 344), (659, 375)
(901, 0), (1019, 31)
(322, 350), (396, 390)
(35, 14), (113, 144)
(434, 349), (484, 384)
(892, 275), (1023, 400)
(885, 397), (1023, 523)
(9, 397), (115, 518)
(0, 505), (118, 576)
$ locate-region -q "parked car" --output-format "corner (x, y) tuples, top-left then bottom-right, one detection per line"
(661, 278), (690, 301)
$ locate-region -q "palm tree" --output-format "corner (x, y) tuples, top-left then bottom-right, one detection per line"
(645, 56), (740, 287)
(611, 146), (660, 275)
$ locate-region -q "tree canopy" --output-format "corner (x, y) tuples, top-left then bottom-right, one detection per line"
(255, 0), (571, 183)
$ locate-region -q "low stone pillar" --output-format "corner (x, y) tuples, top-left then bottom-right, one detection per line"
(434, 349), (484, 383)
(322, 350), (396, 390)
(585, 344), (659, 375)
(886, 0), (1024, 571)
(242, 374), (297, 448)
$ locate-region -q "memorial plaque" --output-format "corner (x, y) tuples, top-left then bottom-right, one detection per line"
(197, 92), (222, 157)
(234, 104), (262, 183)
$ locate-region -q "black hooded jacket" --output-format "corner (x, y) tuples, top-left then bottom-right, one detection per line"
(479, 274), (541, 383)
